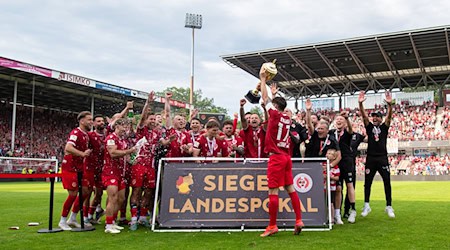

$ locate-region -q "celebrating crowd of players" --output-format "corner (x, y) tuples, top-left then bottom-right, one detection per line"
(58, 74), (396, 234)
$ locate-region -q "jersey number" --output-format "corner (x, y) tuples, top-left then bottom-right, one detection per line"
(276, 123), (290, 142)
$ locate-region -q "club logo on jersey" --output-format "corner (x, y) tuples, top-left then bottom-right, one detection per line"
(176, 173), (194, 194)
(293, 173), (313, 193)
(366, 169), (370, 174)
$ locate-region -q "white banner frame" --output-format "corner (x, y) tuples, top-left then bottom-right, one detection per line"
(151, 157), (332, 232)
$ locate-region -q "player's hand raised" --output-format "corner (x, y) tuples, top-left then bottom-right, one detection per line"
(385, 90), (393, 105)
(126, 101), (134, 109)
(305, 98), (312, 110)
(240, 99), (247, 107)
(358, 91), (366, 103)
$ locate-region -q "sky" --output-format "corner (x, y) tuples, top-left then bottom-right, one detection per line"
(1, 0), (449, 116)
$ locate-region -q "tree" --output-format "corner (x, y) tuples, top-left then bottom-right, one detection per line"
(250, 106), (264, 119)
(156, 87), (229, 116)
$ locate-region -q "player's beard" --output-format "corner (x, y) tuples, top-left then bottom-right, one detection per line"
(96, 125), (105, 131)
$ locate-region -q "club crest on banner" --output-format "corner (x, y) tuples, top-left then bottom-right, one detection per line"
(293, 173), (313, 193)
(176, 173), (194, 194)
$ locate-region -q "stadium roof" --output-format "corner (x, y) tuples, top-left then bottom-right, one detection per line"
(222, 25), (450, 99)
(0, 57), (192, 114)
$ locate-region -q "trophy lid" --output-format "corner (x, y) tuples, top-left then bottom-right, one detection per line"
(262, 62), (277, 75)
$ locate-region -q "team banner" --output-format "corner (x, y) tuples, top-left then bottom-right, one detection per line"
(158, 161), (326, 229)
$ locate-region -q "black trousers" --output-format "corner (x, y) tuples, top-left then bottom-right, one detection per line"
(364, 155), (392, 206)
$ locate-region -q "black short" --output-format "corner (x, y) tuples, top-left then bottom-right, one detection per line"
(338, 158), (355, 185)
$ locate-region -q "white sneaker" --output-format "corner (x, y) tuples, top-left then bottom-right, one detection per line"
(105, 225), (121, 234)
(334, 216), (344, 225)
(58, 221), (72, 231)
(361, 205), (372, 217)
(385, 206), (395, 218)
(67, 220), (81, 228)
(348, 210), (357, 223)
(112, 222), (124, 230)
(83, 219), (93, 227)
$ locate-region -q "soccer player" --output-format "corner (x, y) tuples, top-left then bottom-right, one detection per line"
(258, 67), (303, 237)
(188, 117), (202, 142)
(193, 120), (229, 160)
(222, 120), (244, 158)
(102, 118), (137, 234)
(239, 99), (266, 159)
(164, 93), (193, 159)
(358, 90), (395, 218)
(330, 112), (357, 224)
(58, 111), (93, 230)
(84, 114), (106, 225)
(129, 91), (162, 230)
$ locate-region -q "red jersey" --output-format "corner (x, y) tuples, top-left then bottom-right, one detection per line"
(84, 131), (105, 172)
(242, 126), (266, 158)
(323, 163), (340, 191)
(188, 130), (201, 143)
(224, 135), (244, 157)
(165, 128), (192, 158)
(103, 132), (128, 178)
(264, 103), (291, 155)
(135, 126), (161, 167)
(194, 135), (229, 157)
(62, 127), (90, 172)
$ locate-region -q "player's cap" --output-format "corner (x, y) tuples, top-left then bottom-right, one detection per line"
(370, 111), (383, 117)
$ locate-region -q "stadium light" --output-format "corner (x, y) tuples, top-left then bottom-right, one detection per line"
(185, 13), (202, 113)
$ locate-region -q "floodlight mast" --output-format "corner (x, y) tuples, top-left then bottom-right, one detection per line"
(185, 13), (202, 115)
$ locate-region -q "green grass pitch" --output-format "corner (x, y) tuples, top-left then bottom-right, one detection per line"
(0, 181), (449, 249)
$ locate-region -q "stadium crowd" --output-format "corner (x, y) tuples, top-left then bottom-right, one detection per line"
(0, 103), (76, 160)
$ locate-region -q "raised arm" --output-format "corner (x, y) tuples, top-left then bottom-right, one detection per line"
(138, 91), (154, 128)
(341, 111), (353, 134)
(358, 91), (369, 127)
(239, 99), (248, 130)
(164, 92), (172, 128)
(110, 101), (133, 125)
(305, 98), (314, 135)
(260, 68), (269, 106)
(232, 112), (238, 133)
(384, 90), (393, 127)
(261, 102), (269, 130)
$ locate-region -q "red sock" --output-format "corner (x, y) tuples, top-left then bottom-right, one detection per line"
(131, 207), (138, 218)
(269, 194), (279, 226)
(140, 208), (148, 218)
(72, 194), (88, 213)
(88, 206), (96, 216)
(62, 195), (77, 217)
(106, 216), (113, 225)
(289, 192), (302, 221)
(83, 206), (88, 216)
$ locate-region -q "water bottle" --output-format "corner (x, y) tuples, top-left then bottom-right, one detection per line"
(128, 109), (134, 119)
